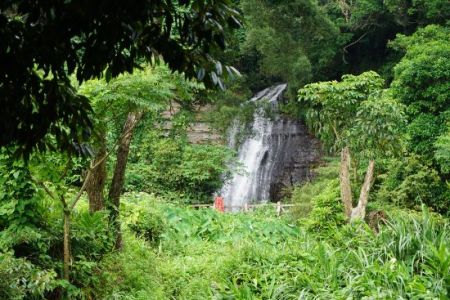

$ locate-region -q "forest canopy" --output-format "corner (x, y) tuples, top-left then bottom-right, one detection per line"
(0, 0), (240, 156)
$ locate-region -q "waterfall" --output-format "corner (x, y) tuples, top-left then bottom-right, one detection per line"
(220, 84), (282, 209)
(220, 84), (321, 210)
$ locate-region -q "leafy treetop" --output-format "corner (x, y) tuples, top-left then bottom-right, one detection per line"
(390, 25), (450, 117)
(298, 71), (406, 159)
(0, 0), (241, 157)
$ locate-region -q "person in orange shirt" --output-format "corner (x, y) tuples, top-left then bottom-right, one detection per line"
(214, 193), (225, 212)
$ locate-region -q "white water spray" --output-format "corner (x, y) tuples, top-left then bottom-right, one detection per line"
(220, 84), (288, 210)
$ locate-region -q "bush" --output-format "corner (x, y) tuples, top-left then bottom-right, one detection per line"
(305, 179), (346, 234)
(0, 252), (56, 299)
(289, 158), (340, 220)
(122, 193), (167, 245)
(71, 210), (113, 260)
(377, 156), (448, 213)
(391, 25), (450, 116)
(126, 140), (234, 204)
(406, 113), (443, 158)
(434, 122), (450, 174)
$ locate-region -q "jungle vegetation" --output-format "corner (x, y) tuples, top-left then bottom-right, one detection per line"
(0, 0), (449, 299)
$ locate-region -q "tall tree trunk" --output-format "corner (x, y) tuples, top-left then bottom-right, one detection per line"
(63, 209), (71, 281)
(86, 136), (107, 212)
(340, 147), (353, 219)
(351, 159), (375, 221)
(109, 111), (143, 250)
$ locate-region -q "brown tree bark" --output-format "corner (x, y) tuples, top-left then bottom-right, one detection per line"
(86, 137), (107, 212)
(109, 111), (143, 250)
(339, 147), (353, 219)
(351, 159), (375, 221)
(63, 208), (71, 281)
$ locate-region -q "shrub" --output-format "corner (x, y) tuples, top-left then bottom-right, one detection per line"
(434, 122), (450, 174)
(127, 208), (166, 245)
(126, 140), (234, 204)
(0, 252), (56, 299)
(289, 158), (339, 220)
(71, 210), (113, 260)
(391, 25), (450, 116)
(305, 179), (346, 234)
(122, 193), (166, 245)
(377, 156), (447, 213)
(406, 113), (443, 158)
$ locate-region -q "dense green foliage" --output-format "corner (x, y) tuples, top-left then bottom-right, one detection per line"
(0, 0), (241, 156)
(1, 0), (449, 298)
(434, 124), (450, 174)
(378, 25), (450, 214)
(391, 25), (450, 116)
(2, 161), (448, 299)
(377, 156), (445, 211)
(298, 71), (405, 157)
(0, 150), (115, 298)
(296, 23), (449, 214)
(241, 0), (339, 95)
(126, 138), (234, 204)
(91, 193), (449, 299)
(225, 0), (450, 97)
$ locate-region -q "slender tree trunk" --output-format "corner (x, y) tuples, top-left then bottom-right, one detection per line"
(351, 159), (375, 221)
(109, 111), (143, 250)
(339, 147), (353, 219)
(86, 138), (107, 212)
(36, 165), (92, 296)
(63, 208), (71, 281)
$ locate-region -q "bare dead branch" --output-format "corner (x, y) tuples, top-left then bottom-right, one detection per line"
(342, 32), (369, 64)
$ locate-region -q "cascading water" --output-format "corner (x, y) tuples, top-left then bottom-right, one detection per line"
(220, 84), (321, 210)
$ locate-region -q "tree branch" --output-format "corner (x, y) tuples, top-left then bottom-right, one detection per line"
(69, 169), (91, 210)
(31, 176), (58, 201)
(342, 32), (369, 64)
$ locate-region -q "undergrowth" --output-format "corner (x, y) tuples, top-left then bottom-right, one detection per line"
(93, 192), (450, 299)
(288, 157), (340, 219)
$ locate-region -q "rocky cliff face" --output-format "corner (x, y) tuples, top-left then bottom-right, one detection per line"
(220, 84), (322, 207)
(162, 103), (222, 144)
(266, 118), (321, 201)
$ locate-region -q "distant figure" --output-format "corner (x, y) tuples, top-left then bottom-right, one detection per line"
(214, 194), (225, 212)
